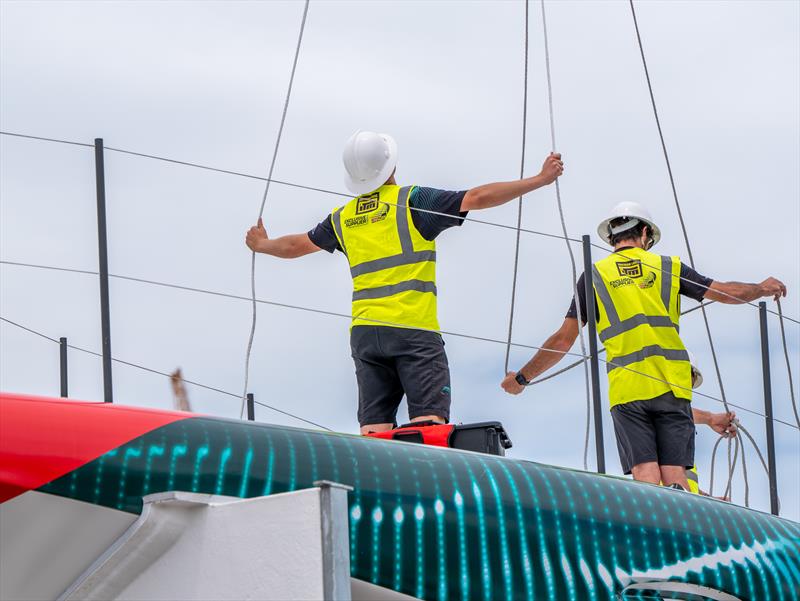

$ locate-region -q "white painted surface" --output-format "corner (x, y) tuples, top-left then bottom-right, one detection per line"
(61, 489), (348, 601)
(350, 578), (419, 601)
(0, 488), (414, 601)
(0, 491), (137, 601)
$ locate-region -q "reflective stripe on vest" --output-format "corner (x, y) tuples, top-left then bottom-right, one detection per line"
(331, 185), (438, 330)
(592, 247), (691, 407)
(686, 466), (699, 494)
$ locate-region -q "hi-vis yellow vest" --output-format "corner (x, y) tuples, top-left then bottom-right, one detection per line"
(592, 246), (692, 408)
(331, 185), (438, 331)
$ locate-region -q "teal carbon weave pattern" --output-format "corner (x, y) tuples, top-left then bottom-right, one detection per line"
(40, 417), (800, 600)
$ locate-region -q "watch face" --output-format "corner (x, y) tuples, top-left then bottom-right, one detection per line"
(515, 373), (528, 386)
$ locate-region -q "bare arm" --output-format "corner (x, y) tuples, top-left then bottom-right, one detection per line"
(245, 218), (321, 259)
(460, 153), (564, 211)
(501, 318), (580, 395)
(692, 408), (738, 437)
(704, 278), (786, 304)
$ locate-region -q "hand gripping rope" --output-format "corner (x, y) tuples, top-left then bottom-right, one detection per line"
(540, 0), (594, 471)
(241, 0), (311, 419)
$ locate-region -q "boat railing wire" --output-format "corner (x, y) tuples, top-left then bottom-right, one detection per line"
(1, 127), (798, 512)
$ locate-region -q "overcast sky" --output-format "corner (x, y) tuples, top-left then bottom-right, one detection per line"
(1, 0), (798, 521)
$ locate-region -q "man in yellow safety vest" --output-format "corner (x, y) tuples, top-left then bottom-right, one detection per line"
(501, 202), (785, 490)
(247, 130), (563, 434)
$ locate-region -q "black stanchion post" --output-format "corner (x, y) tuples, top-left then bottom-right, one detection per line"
(59, 337), (68, 398)
(582, 235), (605, 474)
(758, 301), (779, 516)
(95, 138), (113, 403)
(247, 393), (255, 421)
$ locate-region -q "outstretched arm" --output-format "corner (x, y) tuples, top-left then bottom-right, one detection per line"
(501, 317), (580, 395)
(704, 278), (786, 304)
(461, 153), (564, 211)
(245, 218), (322, 259)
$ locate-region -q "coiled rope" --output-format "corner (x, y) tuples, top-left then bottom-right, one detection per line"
(241, 0), (310, 418)
(540, 0), (593, 471)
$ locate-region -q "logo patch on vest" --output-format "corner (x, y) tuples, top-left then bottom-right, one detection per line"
(370, 203), (389, 223)
(616, 259), (643, 278)
(355, 193), (379, 215)
(638, 272), (657, 289)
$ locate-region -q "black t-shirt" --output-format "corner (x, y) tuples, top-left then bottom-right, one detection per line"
(566, 249), (714, 323)
(307, 187), (468, 253)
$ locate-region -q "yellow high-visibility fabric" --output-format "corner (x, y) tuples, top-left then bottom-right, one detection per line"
(593, 246), (692, 407)
(331, 185), (438, 331)
(686, 466), (700, 494)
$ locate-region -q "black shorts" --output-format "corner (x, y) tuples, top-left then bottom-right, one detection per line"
(350, 326), (451, 427)
(611, 392), (695, 474)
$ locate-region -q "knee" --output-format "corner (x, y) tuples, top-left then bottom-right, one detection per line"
(631, 461), (661, 483)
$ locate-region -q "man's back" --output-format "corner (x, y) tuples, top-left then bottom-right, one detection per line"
(592, 246), (692, 407)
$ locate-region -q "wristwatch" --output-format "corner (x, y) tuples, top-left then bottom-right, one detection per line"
(515, 372), (531, 386)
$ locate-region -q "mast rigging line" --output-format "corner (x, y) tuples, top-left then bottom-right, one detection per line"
(503, 0), (529, 376)
(628, 0), (731, 422)
(538, 0), (593, 472)
(3, 259), (797, 431)
(3, 128), (797, 326)
(0, 316), (331, 431)
(627, 0), (784, 507)
(242, 0), (311, 419)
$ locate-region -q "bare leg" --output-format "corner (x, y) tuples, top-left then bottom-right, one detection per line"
(410, 415), (445, 424)
(630, 461), (661, 484)
(660, 465), (690, 491)
(360, 423), (394, 435)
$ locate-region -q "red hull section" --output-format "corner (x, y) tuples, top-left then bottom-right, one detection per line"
(0, 392), (191, 503)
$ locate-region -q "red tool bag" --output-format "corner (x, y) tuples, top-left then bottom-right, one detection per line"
(365, 420), (512, 456)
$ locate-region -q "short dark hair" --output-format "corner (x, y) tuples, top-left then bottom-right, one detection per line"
(608, 217), (648, 247)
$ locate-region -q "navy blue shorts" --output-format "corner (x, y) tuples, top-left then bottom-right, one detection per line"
(350, 326), (451, 427)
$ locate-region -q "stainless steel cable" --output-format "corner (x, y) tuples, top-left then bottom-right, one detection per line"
(540, 0), (592, 471)
(4, 129), (799, 323)
(628, 0), (778, 512)
(0, 130), (583, 245)
(5, 258), (798, 430)
(242, 0), (311, 419)
(503, 0), (529, 376)
(0, 315), (331, 430)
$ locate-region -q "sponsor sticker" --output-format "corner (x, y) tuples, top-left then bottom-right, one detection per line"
(616, 259), (643, 278)
(356, 193), (380, 215)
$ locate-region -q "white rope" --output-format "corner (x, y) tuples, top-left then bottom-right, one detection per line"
(503, 0), (529, 376)
(539, 0), (592, 471)
(241, 0), (311, 418)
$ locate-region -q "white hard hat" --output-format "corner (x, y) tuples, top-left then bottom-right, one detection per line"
(342, 130), (398, 196)
(597, 201), (661, 248)
(687, 350), (703, 389)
